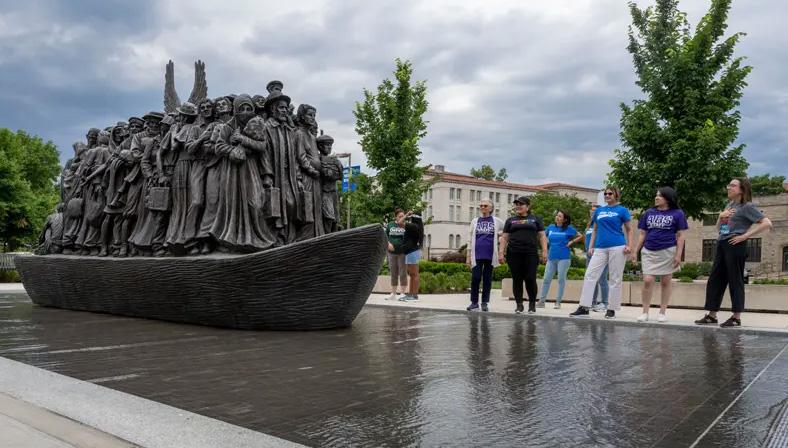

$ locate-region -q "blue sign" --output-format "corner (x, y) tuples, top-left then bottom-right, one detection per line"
(342, 165), (361, 192)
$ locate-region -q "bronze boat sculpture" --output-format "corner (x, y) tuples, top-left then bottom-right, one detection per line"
(16, 224), (386, 330)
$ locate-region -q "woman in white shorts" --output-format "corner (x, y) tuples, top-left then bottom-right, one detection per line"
(636, 187), (688, 322)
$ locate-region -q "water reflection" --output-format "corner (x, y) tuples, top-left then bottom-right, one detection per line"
(0, 295), (786, 447)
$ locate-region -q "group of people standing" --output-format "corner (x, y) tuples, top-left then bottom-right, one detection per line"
(459, 178), (772, 327)
(385, 209), (424, 302)
(39, 81), (345, 257)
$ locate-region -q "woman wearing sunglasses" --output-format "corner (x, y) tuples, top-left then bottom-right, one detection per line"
(570, 186), (634, 319)
(466, 199), (505, 312)
(499, 196), (547, 314)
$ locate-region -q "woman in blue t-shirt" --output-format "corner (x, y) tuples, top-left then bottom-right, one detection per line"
(635, 187), (688, 323)
(537, 210), (579, 309)
(570, 186), (634, 319)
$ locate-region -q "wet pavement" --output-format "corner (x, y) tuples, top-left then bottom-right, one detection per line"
(1, 293), (787, 447)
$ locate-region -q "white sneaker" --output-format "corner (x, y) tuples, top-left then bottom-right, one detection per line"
(387, 293), (397, 301)
(657, 313), (668, 323)
(637, 313), (649, 322)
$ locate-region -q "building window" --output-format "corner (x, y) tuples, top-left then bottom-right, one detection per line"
(428, 205), (432, 219)
(701, 214), (717, 226)
(449, 187), (455, 200)
(456, 234), (462, 248)
(429, 189), (433, 200)
(470, 189), (475, 201)
(449, 205), (454, 222)
(449, 235), (454, 249)
(702, 239), (717, 262)
(427, 234), (431, 247)
(783, 246), (788, 271)
(489, 192), (494, 201)
(477, 191), (481, 201)
(456, 188), (462, 201)
(469, 207), (474, 221)
(508, 194), (512, 203)
(495, 192), (500, 203)
(746, 238), (762, 262)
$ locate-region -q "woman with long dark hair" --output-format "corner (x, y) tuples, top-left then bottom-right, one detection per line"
(696, 177), (772, 327)
(570, 186), (634, 319)
(499, 196), (547, 314)
(635, 187), (688, 323)
(537, 210), (579, 309)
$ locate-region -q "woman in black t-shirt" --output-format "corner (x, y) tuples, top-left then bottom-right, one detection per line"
(499, 196), (547, 314)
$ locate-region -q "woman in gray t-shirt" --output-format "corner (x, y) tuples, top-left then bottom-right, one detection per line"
(695, 177), (773, 328)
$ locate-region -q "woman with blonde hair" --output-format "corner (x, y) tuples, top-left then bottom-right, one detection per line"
(466, 199), (504, 312)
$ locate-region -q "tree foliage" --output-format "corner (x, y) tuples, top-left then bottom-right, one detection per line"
(749, 173), (786, 197)
(608, 0), (751, 219)
(528, 192), (592, 233)
(0, 129), (61, 251)
(354, 59), (429, 221)
(470, 164), (508, 182)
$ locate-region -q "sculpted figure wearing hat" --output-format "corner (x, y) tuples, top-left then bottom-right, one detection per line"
(98, 123), (130, 257)
(317, 134), (342, 234)
(165, 102), (204, 254)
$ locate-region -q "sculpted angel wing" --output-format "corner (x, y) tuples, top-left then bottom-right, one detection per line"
(187, 60), (208, 105)
(164, 60), (181, 113)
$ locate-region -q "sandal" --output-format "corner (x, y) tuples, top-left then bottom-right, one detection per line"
(694, 314), (718, 325)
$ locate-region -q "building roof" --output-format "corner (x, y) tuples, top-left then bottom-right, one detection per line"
(424, 166), (598, 193)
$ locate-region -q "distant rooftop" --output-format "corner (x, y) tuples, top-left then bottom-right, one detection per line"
(425, 165), (598, 193)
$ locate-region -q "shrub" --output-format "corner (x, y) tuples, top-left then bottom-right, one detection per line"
(570, 253), (586, 268)
(753, 278), (788, 285)
(417, 271), (472, 293)
(675, 263), (701, 280)
(439, 251), (466, 263)
(678, 276), (694, 283)
(0, 270), (21, 283)
(493, 264), (511, 280)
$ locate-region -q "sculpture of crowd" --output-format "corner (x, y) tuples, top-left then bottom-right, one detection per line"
(40, 80), (344, 257)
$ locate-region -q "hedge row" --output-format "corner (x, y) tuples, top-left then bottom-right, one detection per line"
(0, 270), (21, 283)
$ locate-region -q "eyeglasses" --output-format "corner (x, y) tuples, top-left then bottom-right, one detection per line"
(726, 183), (739, 189)
(604, 192), (614, 196)
(479, 205), (490, 208)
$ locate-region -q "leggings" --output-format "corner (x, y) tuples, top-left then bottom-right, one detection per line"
(388, 252), (407, 288)
(507, 252), (539, 306)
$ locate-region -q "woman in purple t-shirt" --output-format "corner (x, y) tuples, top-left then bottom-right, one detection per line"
(635, 187), (688, 323)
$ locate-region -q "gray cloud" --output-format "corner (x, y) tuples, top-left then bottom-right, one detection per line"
(0, 0), (784, 189)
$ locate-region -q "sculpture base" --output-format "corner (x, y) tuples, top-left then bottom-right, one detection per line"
(15, 225), (387, 331)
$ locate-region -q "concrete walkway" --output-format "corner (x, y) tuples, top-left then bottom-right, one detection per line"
(368, 290), (788, 334)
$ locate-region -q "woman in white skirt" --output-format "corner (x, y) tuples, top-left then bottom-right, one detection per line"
(635, 187), (688, 322)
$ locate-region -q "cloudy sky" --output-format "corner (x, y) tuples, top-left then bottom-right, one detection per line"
(1, 0), (785, 188)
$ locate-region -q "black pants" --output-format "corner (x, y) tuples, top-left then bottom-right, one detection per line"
(705, 239), (747, 313)
(507, 252), (539, 306)
(471, 260), (494, 304)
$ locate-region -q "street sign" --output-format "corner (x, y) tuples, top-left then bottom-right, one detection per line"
(341, 165), (361, 192)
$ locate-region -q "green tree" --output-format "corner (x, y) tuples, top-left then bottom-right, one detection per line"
(337, 173), (386, 228)
(470, 164), (508, 182)
(0, 129), (61, 251)
(354, 59), (429, 221)
(608, 0), (751, 219)
(528, 191), (592, 233)
(749, 173), (786, 196)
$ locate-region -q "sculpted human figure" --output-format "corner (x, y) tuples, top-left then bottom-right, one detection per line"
(129, 114), (172, 256)
(294, 104), (322, 240)
(59, 142), (88, 253)
(196, 96), (233, 253)
(86, 128), (100, 149)
(258, 91), (304, 245)
(37, 204), (65, 255)
(165, 102), (203, 254)
(73, 131), (111, 255)
(98, 123), (130, 257)
(206, 94), (275, 251)
(317, 134), (343, 234)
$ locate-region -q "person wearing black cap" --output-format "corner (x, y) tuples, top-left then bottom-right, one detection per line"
(499, 196), (547, 314)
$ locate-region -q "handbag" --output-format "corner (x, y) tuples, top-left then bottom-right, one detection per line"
(263, 187), (281, 219)
(66, 197), (84, 218)
(146, 186), (171, 211)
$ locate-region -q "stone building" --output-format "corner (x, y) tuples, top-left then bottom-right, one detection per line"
(421, 165), (599, 259)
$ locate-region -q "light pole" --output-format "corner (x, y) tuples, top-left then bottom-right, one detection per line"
(335, 152), (352, 229)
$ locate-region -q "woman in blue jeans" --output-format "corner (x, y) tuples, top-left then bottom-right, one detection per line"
(538, 210), (579, 309)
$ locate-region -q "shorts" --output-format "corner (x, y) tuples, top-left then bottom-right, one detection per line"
(405, 250), (421, 265)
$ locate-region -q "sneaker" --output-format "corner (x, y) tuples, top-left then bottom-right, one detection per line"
(720, 317), (741, 328)
(536, 301), (545, 308)
(605, 310), (615, 319)
(553, 303), (561, 309)
(657, 313), (668, 323)
(593, 303), (607, 313)
(515, 303), (525, 314)
(466, 303), (480, 311)
(387, 293), (397, 301)
(569, 306), (590, 317)
(637, 313), (649, 322)
(694, 314), (718, 325)
(528, 304), (536, 314)
(481, 303), (489, 312)
(398, 295), (410, 302)
(405, 295), (420, 302)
